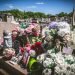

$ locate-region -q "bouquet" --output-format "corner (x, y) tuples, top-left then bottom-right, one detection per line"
(3, 48), (15, 59)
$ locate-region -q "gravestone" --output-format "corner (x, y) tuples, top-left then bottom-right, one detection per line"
(0, 13), (15, 23)
(7, 13), (14, 23)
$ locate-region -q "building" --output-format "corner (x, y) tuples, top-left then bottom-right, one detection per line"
(0, 13), (15, 23)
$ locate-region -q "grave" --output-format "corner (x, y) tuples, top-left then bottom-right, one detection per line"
(0, 56), (27, 75)
(0, 13), (15, 23)
(72, 8), (75, 27)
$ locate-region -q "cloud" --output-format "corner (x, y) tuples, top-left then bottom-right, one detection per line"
(26, 6), (37, 9)
(36, 2), (44, 5)
(6, 4), (14, 9)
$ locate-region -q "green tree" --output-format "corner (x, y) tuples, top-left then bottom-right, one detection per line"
(57, 12), (68, 17)
(68, 12), (73, 17)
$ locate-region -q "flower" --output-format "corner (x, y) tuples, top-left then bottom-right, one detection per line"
(32, 32), (38, 37)
(12, 30), (18, 33)
(42, 68), (52, 75)
(29, 50), (36, 57)
(25, 43), (31, 47)
(37, 53), (46, 63)
(25, 43), (31, 52)
(37, 48), (75, 74)
(49, 21), (58, 29)
(3, 48), (15, 58)
(19, 47), (24, 53)
(35, 42), (42, 47)
(31, 45), (35, 50)
(57, 22), (70, 37)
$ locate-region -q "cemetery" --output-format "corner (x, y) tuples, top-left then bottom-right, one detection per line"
(0, 0), (75, 75)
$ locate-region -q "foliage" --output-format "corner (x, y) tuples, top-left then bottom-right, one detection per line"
(0, 9), (72, 19)
(57, 12), (68, 17)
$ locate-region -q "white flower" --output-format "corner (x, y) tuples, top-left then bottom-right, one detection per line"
(55, 66), (61, 74)
(47, 50), (52, 54)
(43, 60), (49, 67)
(43, 58), (53, 68)
(71, 64), (75, 72)
(64, 55), (75, 64)
(29, 50), (36, 57)
(42, 68), (52, 75)
(37, 53), (46, 63)
(50, 53), (56, 58)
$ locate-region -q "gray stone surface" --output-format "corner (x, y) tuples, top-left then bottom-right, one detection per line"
(0, 22), (19, 37)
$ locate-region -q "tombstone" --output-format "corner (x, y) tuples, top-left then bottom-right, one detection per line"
(72, 8), (75, 26)
(0, 13), (15, 23)
(46, 18), (49, 22)
(0, 17), (2, 21)
(60, 17), (64, 21)
(32, 18), (38, 23)
(7, 13), (14, 23)
(55, 16), (59, 22)
(28, 18), (31, 23)
(37, 18), (42, 23)
(41, 18), (44, 22)
(48, 18), (51, 22)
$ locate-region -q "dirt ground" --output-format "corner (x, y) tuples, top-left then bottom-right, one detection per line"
(0, 22), (19, 37)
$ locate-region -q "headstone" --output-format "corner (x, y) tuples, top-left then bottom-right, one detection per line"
(48, 18), (51, 22)
(0, 18), (2, 21)
(7, 13), (15, 23)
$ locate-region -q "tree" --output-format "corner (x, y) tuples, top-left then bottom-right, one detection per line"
(26, 11), (34, 18)
(35, 12), (46, 18)
(6, 9), (23, 19)
(68, 12), (73, 17)
(46, 14), (52, 18)
(57, 12), (68, 17)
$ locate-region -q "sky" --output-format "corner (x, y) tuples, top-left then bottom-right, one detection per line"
(0, 0), (75, 15)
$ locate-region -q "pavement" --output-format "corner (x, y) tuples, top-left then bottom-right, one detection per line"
(0, 22), (19, 37)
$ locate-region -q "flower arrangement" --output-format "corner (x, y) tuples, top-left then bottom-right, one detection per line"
(37, 49), (75, 75)
(3, 48), (15, 59)
(2, 21), (74, 75)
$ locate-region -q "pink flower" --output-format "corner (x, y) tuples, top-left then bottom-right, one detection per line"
(32, 32), (38, 37)
(0, 37), (3, 45)
(19, 47), (24, 53)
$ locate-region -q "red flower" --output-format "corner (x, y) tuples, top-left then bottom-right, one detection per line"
(32, 32), (38, 36)
(25, 43), (30, 47)
(35, 42), (42, 47)
(20, 47), (24, 53)
(31, 45), (35, 50)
